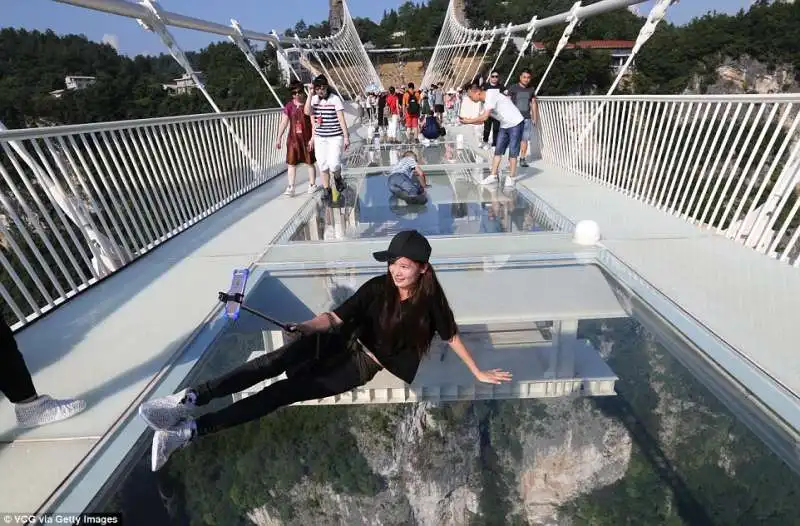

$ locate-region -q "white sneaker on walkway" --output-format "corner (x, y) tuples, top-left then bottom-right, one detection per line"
(151, 419), (195, 472)
(15, 395), (86, 428)
(139, 389), (196, 431)
(479, 174), (499, 185)
(504, 176), (517, 188)
(307, 183), (319, 194)
(284, 185), (295, 196)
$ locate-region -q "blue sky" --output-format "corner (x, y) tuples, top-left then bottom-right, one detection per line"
(6, 0), (748, 57)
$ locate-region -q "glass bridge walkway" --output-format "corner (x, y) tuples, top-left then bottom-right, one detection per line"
(1, 101), (798, 523)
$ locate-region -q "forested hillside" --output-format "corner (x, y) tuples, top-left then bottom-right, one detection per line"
(1, 0), (797, 130)
(291, 0), (798, 94)
(0, 28), (289, 129)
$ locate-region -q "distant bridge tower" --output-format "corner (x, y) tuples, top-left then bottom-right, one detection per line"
(330, 0), (344, 32)
(453, 0), (468, 27)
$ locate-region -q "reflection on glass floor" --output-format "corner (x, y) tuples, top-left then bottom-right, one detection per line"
(345, 141), (483, 171)
(280, 168), (566, 242)
(102, 263), (800, 525)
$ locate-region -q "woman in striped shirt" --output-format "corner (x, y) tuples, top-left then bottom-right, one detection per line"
(304, 75), (350, 201)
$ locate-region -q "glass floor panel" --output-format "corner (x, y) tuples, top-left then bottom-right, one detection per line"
(344, 141), (484, 171)
(275, 168), (569, 243)
(100, 263), (800, 525)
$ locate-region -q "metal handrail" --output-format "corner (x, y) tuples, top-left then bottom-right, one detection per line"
(538, 94), (800, 267)
(537, 94), (800, 103)
(0, 109), (286, 328)
(0, 109), (281, 141)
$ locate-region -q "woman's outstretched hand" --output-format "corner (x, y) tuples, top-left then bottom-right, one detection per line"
(285, 323), (306, 338)
(475, 368), (513, 385)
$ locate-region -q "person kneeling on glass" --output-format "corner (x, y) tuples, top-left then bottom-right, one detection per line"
(139, 230), (513, 471)
(387, 150), (429, 205)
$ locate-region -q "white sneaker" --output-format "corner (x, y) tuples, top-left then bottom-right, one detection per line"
(308, 183), (319, 194)
(151, 419), (195, 472)
(480, 174), (499, 185)
(139, 389), (196, 431)
(15, 395), (86, 428)
(284, 185), (295, 196)
(504, 176), (517, 188)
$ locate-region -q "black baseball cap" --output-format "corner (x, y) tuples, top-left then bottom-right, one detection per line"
(373, 230), (432, 263)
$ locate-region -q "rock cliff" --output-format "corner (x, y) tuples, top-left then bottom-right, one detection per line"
(686, 56), (798, 95)
(246, 397), (631, 526)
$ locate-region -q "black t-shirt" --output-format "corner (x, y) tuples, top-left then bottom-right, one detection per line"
(507, 83), (535, 116)
(333, 274), (458, 384)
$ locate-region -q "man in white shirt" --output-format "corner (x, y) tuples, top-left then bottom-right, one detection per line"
(459, 79), (524, 188)
(305, 75), (350, 202)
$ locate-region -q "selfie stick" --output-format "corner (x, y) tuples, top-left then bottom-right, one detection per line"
(219, 268), (296, 332)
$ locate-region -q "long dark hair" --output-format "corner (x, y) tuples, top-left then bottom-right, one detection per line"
(378, 263), (452, 358)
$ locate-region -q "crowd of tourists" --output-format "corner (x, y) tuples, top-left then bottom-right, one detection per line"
(272, 68), (541, 199)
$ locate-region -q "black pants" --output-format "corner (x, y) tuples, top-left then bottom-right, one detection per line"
(377, 105), (386, 127)
(0, 320), (37, 403)
(192, 332), (381, 436)
(483, 117), (500, 146)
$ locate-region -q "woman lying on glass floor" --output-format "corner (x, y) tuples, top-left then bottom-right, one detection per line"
(139, 229), (513, 472)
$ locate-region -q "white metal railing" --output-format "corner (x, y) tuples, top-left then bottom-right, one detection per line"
(538, 94), (800, 266)
(0, 109), (285, 328)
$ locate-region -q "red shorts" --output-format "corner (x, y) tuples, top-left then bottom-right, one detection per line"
(405, 114), (419, 129)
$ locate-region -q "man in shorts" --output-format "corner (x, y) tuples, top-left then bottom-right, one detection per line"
(402, 83), (421, 143)
(460, 79), (524, 188)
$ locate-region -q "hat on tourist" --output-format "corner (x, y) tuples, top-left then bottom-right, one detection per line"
(373, 230), (432, 264)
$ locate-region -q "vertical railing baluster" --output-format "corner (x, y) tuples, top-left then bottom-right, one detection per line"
(697, 103), (745, 226)
(0, 177), (60, 302)
(99, 130), (153, 248)
(631, 100), (658, 198)
(673, 102), (715, 216)
(75, 134), (135, 260)
(113, 129), (165, 243)
(1, 144), (81, 291)
(128, 128), (176, 237)
(145, 126), (191, 227)
(687, 103), (733, 223)
(0, 109), (285, 325)
(727, 103), (781, 236)
(745, 109), (800, 249)
(715, 103), (767, 230)
(89, 132), (146, 252)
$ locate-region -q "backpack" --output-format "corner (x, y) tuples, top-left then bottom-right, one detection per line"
(421, 98), (431, 115)
(407, 94), (420, 116)
(422, 116), (440, 140)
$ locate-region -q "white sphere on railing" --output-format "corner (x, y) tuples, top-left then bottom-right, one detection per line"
(573, 220), (601, 245)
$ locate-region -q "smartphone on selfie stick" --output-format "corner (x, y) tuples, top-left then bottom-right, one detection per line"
(219, 269), (297, 333)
